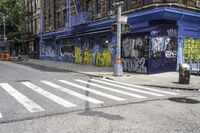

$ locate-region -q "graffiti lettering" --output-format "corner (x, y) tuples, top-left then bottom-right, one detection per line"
(96, 50), (112, 67)
(62, 53), (74, 63)
(122, 37), (132, 57)
(75, 47), (82, 64)
(83, 51), (93, 65)
(184, 38), (200, 63)
(122, 57), (147, 74)
(165, 51), (177, 58)
(167, 28), (178, 37)
(151, 30), (160, 37)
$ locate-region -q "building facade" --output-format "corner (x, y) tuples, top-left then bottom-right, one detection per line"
(26, 0), (200, 74)
(24, 0), (41, 58)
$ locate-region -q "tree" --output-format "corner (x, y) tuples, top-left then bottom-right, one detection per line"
(0, 0), (25, 43)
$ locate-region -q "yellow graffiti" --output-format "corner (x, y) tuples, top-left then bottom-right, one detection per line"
(96, 50), (112, 67)
(74, 47), (82, 64)
(184, 38), (200, 63)
(83, 51), (93, 65)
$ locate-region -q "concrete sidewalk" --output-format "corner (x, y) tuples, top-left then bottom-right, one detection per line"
(14, 59), (200, 91)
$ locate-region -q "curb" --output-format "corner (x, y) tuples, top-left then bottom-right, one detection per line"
(11, 60), (199, 91)
(142, 84), (200, 91)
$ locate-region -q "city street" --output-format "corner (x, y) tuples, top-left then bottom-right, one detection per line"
(0, 61), (199, 133)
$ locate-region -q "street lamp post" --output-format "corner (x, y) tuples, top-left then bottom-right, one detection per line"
(0, 13), (6, 42)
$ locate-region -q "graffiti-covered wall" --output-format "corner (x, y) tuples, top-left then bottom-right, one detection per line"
(121, 34), (148, 74)
(74, 33), (116, 67)
(184, 38), (200, 63)
(40, 40), (58, 60)
(121, 25), (178, 74)
(148, 25), (178, 74)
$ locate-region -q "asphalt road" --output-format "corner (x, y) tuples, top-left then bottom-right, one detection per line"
(0, 61), (200, 133)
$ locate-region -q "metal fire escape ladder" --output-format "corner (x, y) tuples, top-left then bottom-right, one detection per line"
(66, 0), (82, 28)
(68, 0), (91, 27)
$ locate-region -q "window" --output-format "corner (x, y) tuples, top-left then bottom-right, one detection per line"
(27, 22), (30, 33)
(34, 0), (37, 10)
(89, 38), (95, 49)
(57, 12), (61, 27)
(95, 0), (101, 14)
(63, 10), (66, 26)
(35, 19), (37, 33)
(101, 36), (108, 48)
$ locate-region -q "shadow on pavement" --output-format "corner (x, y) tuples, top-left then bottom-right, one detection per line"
(79, 110), (125, 120)
(12, 61), (72, 73)
(168, 97), (200, 104)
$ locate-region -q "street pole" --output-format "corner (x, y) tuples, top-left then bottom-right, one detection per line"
(3, 14), (6, 42)
(0, 13), (6, 42)
(114, 5), (123, 76)
(39, 0), (45, 58)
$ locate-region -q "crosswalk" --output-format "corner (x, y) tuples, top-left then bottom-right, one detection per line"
(0, 78), (179, 119)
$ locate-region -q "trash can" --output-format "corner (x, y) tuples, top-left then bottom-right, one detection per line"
(179, 63), (191, 84)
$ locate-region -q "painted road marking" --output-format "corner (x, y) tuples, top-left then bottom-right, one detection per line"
(90, 79), (164, 97)
(41, 81), (104, 104)
(0, 113), (2, 118)
(21, 82), (76, 108)
(0, 83), (45, 113)
(101, 78), (178, 95)
(75, 79), (146, 99)
(59, 80), (126, 101)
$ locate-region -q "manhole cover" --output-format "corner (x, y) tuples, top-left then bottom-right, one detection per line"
(168, 97), (200, 104)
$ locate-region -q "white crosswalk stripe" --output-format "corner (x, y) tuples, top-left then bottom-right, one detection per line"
(75, 79), (146, 99)
(21, 82), (76, 108)
(90, 79), (165, 97)
(0, 79), (180, 119)
(101, 78), (178, 95)
(59, 80), (126, 101)
(0, 83), (45, 113)
(41, 81), (104, 104)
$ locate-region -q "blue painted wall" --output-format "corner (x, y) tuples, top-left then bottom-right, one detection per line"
(38, 7), (200, 73)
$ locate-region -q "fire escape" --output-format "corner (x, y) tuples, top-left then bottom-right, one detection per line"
(67, 0), (92, 28)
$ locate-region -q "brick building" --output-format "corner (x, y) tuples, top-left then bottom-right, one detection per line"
(25, 0), (200, 74)
(24, 0), (41, 58)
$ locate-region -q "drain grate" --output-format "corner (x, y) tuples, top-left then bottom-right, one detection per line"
(168, 97), (200, 104)
(15, 80), (30, 82)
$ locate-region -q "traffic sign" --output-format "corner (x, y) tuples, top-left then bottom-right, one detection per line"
(112, 0), (125, 7)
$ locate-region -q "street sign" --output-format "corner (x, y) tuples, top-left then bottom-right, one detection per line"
(112, 0), (125, 8)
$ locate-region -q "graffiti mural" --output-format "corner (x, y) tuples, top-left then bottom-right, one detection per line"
(148, 27), (178, 73)
(95, 50), (112, 67)
(184, 38), (200, 63)
(83, 51), (93, 65)
(60, 45), (74, 63)
(74, 47), (82, 64)
(41, 44), (56, 58)
(122, 57), (147, 73)
(121, 35), (147, 73)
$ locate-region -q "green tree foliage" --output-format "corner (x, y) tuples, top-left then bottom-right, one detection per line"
(0, 0), (25, 42)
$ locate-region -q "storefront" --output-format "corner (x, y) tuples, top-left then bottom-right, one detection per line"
(38, 7), (200, 74)
(25, 35), (39, 59)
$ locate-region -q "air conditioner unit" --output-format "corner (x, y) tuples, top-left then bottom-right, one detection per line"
(197, 1), (200, 7)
